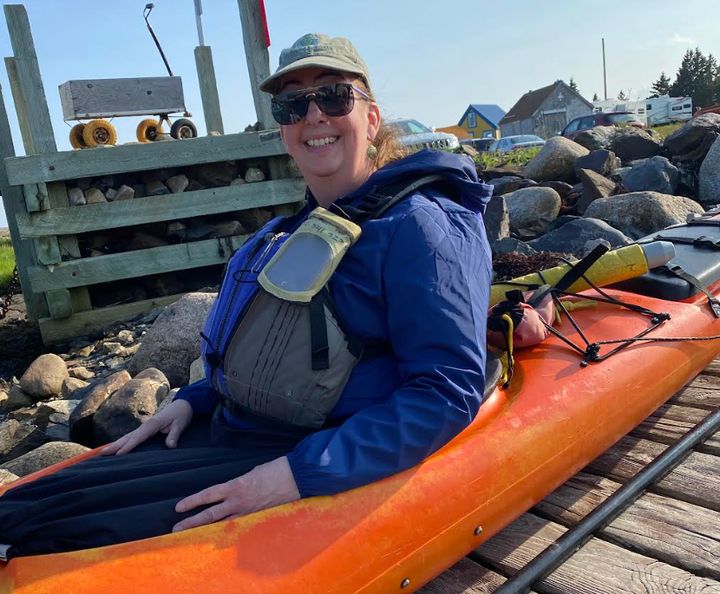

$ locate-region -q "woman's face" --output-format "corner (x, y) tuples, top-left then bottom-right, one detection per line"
(277, 67), (381, 203)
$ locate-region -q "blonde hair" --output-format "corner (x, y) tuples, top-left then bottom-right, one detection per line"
(354, 79), (407, 168)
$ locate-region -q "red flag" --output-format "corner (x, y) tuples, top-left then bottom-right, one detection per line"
(259, 0), (270, 47)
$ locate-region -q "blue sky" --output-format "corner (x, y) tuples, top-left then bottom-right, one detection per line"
(1, 0), (718, 227)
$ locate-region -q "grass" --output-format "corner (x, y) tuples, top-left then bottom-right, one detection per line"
(0, 237), (15, 289)
(475, 146), (542, 170)
(651, 122), (683, 140)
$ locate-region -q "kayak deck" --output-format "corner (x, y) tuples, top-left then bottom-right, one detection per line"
(421, 355), (720, 593)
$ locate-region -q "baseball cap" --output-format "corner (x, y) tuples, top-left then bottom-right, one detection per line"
(259, 33), (370, 94)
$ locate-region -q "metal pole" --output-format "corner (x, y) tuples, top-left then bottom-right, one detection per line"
(194, 0), (205, 47)
(602, 38), (607, 100)
(492, 405), (720, 594)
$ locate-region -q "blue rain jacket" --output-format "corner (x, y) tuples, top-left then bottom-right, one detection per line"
(175, 149), (493, 497)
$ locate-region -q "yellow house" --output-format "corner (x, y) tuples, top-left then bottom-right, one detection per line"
(458, 104), (506, 139)
(436, 125), (470, 140)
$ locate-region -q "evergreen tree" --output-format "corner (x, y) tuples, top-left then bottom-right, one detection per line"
(617, 89), (627, 100)
(569, 77), (579, 93)
(670, 47), (719, 106)
(650, 72), (671, 97)
(593, 92), (599, 101)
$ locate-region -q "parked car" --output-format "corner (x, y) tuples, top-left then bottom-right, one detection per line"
(387, 118), (459, 151)
(460, 137), (495, 153)
(489, 135), (545, 153)
(561, 112), (645, 139)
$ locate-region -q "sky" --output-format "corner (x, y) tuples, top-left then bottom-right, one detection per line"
(0, 0), (718, 228)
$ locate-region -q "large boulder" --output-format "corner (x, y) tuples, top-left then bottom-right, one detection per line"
(491, 237), (537, 257)
(573, 126), (615, 152)
(128, 293), (216, 386)
(584, 191), (705, 238)
(504, 187), (562, 237)
(486, 176), (536, 195)
(522, 137), (589, 182)
(574, 149), (620, 177)
(619, 156), (679, 195)
(0, 419), (46, 464)
(528, 218), (632, 257)
(68, 370), (131, 444)
(698, 135), (720, 207)
(609, 128), (662, 162)
(93, 368), (170, 445)
(18, 353), (68, 399)
(576, 169), (619, 215)
(664, 113), (720, 161)
(0, 442), (90, 477)
(483, 195), (510, 244)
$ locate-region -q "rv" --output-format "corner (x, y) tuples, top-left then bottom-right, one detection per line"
(645, 95), (693, 125)
(592, 99), (647, 123)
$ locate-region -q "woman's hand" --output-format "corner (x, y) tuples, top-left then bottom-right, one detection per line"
(102, 399), (194, 455)
(172, 456), (300, 532)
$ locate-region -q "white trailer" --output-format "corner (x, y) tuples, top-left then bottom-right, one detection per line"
(644, 95), (693, 126)
(592, 99), (647, 123)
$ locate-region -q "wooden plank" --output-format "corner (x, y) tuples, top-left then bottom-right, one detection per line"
(472, 512), (720, 594)
(27, 234), (249, 292)
(46, 288), (73, 319)
(39, 294), (184, 344)
(670, 375), (720, 410)
(704, 357), (720, 377)
(4, 130), (286, 186)
(0, 80), (48, 320)
(194, 46), (224, 134)
(16, 179), (304, 238)
(236, 0), (275, 129)
(4, 4), (56, 154)
(418, 557), (538, 594)
(534, 472), (720, 579)
(4, 57), (34, 155)
(585, 436), (720, 511)
(631, 404), (720, 455)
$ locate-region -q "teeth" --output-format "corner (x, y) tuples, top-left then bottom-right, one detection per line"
(306, 137), (338, 147)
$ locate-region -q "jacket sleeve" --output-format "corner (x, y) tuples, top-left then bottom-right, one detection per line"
(173, 377), (219, 415)
(286, 202), (492, 497)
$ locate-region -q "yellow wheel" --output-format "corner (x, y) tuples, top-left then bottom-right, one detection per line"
(82, 119), (117, 147)
(69, 123), (87, 149)
(136, 118), (162, 142)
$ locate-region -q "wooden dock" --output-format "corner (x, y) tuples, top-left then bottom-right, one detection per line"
(420, 356), (720, 594)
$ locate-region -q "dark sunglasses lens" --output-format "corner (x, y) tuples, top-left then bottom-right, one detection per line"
(316, 84), (354, 116)
(271, 96), (307, 125)
(271, 84), (355, 124)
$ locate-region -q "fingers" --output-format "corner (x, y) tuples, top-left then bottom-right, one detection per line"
(103, 418), (161, 456)
(164, 420), (184, 448)
(173, 500), (235, 533)
(175, 482), (229, 514)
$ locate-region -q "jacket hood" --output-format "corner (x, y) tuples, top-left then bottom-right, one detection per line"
(347, 149), (493, 213)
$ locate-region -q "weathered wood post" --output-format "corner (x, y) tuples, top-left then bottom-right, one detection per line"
(193, 0), (224, 134)
(236, 0), (276, 130)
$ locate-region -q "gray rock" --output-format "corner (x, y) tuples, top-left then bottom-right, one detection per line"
(537, 181), (573, 200)
(576, 169), (618, 215)
(483, 195), (510, 243)
(620, 156), (679, 195)
(188, 357), (205, 384)
(609, 128), (662, 162)
(236, 208), (273, 232)
(504, 186), (562, 238)
(84, 188), (106, 204)
(128, 293), (216, 386)
(115, 184), (135, 200)
(0, 419), (46, 464)
(664, 113), (720, 157)
(93, 368), (170, 444)
(69, 370), (132, 445)
(1, 442), (90, 477)
(10, 399), (80, 431)
(573, 126), (615, 152)
(126, 232), (168, 251)
(574, 149), (620, 177)
(491, 237), (538, 257)
(68, 366), (94, 381)
(0, 385), (34, 412)
(699, 135), (720, 207)
(166, 174), (190, 193)
(193, 161), (239, 187)
(146, 180), (170, 196)
(528, 218), (632, 257)
(244, 167), (266, 183)
(0, 469), (18, 485)
(486, 176), (536, 196)
(166, 221), (187, 241)
(230, 176), (247, 186)
(116, 330), (135, 346)
(61, 377), (89, 399)
(104, 187), (118, 201)
(45, 423), (70, 441)
(523, 136), (589, 182)
(68, 187), (86, 206)
(19, 353), (68, 399)
(132, 183), (146, 198)
(584, 191), (705, 239)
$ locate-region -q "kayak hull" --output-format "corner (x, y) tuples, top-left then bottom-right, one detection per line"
(2, 288), (719, 594)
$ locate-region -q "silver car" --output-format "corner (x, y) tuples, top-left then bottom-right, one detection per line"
(489, 135), (545, 153)
(387, 118), (459, 151)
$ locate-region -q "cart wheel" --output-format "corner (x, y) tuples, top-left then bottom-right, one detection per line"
(82, 119), (117, 147)
(69, 123), (87, 149)
(136, 118), (162, 142)
(170, 118), (198, 140)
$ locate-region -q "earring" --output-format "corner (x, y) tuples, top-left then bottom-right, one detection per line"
(366, 143), (378, 161)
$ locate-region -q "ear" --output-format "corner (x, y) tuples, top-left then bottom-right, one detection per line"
(366, 102), (381, 141)
(279, 125), (288, 149)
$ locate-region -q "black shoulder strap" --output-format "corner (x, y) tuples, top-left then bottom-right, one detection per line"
(343, 174), (448, 225)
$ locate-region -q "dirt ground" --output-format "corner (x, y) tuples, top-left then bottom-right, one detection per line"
(0, 293), (45, 382)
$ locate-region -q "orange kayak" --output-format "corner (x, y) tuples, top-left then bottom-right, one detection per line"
(2, 232), (720, 593)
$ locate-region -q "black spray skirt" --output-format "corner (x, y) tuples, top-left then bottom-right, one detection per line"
(0, 407), (312, 560)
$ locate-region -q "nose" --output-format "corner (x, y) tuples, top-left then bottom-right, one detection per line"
(304, 99), (326, 124)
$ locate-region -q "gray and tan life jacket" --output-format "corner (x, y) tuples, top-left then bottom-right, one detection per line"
(200, 175), (448, 429)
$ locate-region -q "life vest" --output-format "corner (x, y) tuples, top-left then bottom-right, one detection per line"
(200, 175), (451, 429)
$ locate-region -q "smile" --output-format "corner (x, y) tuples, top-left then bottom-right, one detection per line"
(305, 136), (339, 147)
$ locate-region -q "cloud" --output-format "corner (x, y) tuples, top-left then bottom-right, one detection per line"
(669, 33), (695, 45)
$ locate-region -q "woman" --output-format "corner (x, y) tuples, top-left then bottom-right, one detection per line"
(0, 33), (492, 558)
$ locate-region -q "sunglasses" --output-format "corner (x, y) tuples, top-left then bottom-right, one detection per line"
(271, 82), (370, 125)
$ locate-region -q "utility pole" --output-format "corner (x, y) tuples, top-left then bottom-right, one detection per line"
(602, 37), (608, 100)
(193, 0), (224, 134)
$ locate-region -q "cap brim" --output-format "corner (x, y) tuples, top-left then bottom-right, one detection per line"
(259, 56), (368, 94)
